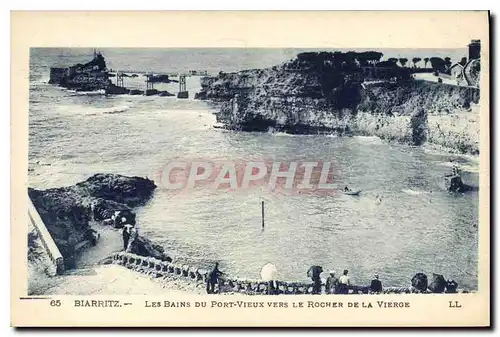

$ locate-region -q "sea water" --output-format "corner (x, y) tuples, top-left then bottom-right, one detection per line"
(29, 48), (478, 289)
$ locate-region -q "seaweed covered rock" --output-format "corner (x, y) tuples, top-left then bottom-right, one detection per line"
(77, 173), (157, 206)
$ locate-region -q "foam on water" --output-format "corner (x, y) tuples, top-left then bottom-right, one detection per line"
(53, 104), (132, 116)
(402, 188), (430, 196)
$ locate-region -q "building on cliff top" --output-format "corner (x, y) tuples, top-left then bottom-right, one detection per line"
(441, 40), (481, 88)
(468, 40), (481, 60)
(464, 40), (481, 88)
(449, 63), (466, 86)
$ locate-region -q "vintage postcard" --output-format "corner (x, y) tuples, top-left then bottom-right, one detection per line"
(11, 11), (490, 327)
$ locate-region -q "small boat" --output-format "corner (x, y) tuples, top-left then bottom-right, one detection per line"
(341, 189), (361, 196)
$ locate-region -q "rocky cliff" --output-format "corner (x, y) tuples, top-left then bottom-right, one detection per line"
(195, 52), (480, 154)
(28, 174), (169, 268)
(49, 52), (110, 91)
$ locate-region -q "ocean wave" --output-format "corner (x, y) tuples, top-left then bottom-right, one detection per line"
(55, 104), (131, 116)
(102, 105), (131, 114)
(353, 136), (383, 144)
(68, 90), (106, 96)
(438, 160), (479, 173)
(271, 131), (294, 137)
(402, 189), (430, 196)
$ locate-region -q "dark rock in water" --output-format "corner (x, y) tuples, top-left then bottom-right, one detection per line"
(148, 74), (175, 83)
(445, 280), (458, 293)
(145, 89), (159, 96)
(135, 235), (170, 261)
(129, 89), (144, 95)
(194, 91), (206, 100)
(106, 84), (130, 95)
(177, 91), (189, 99)
(77, 173), (157, 206)
(445, 175), (466, 193)
(428, 273), (446, 293)
(158, 91), (174, 97)
(28, 173), (158, 269)
(411, 273), (428, 292)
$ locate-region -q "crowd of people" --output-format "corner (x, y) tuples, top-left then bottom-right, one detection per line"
(202, 263), (384, 295)
(311, 268), (383, 295)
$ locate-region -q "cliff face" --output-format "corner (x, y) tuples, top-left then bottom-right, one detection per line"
(28, 174), (167, 268)
(196, 54), (480, 154)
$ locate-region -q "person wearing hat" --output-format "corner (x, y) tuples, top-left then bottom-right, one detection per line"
(338, 269), (351, 294)
(370, 274), (383, 293)
(206, 262), (224, 294)
(325, 270), (339, 294)
(122, 224), (134, 251)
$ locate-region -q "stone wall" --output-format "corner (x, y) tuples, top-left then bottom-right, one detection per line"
(28, 196), (65, 275)
(110, 252), (469, 295)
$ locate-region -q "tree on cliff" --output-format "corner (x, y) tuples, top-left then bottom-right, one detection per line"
(424, 57), (430, 68)
(356, 51), (384, 66)
(444, 57), (452, 71)
(376, 60), (399, 68)
(429, 57), (446, 73)
(344, 51), (360, 70)
(398, 58), (408, 67)
(412, 57), (421, 68)
(388, 58), (399, 66)
(410, 107), (428, 146)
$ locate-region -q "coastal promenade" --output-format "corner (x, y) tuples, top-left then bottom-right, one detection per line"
(29, 207), (466, 296)
(30, 225), (203, 295)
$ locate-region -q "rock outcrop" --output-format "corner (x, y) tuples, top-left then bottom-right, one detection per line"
(28, 174), (165, 268)
(49, 52), (111, 91)
(196, 51), (480, 154)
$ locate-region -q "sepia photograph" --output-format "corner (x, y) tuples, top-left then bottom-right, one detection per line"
(11, 11), (490, 327)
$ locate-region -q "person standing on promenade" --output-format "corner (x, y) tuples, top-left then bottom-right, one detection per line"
(206, 262), (224, 294)
(325, 270), (339, 294)
(369, 274), (383, 293)
(338, 270), (351, 294)
(122, 224), (133, 251)
(307, 265), (323, 294)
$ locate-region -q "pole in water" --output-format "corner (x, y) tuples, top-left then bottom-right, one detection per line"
(261, 201), (265, 229)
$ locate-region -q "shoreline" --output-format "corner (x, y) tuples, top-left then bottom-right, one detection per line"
(213, 123), (480, 160)
(28, 175), (473, 295)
